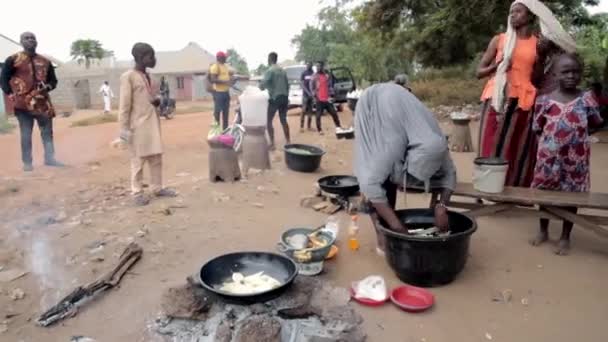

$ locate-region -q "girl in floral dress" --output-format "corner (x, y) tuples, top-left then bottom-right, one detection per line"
(530, 53), (603, 255)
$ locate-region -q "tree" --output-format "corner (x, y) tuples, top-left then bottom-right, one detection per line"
(358, 0), (601, 67)
(70, 39), (112, 69)
(575, 13), (608, 85)
(254, 63), (269, 76)
(226, 48), (249, 76)
(292, 4), (412, 83)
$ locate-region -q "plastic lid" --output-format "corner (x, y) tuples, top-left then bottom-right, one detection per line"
(474, 157), (508, 166)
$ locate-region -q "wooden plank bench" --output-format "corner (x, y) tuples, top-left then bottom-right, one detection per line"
(430, 183), (608, 238)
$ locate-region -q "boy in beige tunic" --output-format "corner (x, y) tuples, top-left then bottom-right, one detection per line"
(119, 43), (176, 206)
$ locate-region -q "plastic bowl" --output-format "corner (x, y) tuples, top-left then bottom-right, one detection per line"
(390, 285), (434, 312)
(349, 287), (388, 307)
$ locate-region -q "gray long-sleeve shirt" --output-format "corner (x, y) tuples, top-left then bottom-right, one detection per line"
(353, 83), (456, 203)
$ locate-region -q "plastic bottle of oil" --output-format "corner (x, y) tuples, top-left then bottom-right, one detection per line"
(348, 215), (360, 251)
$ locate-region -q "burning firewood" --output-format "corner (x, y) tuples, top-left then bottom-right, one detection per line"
(36, 243), (143, 327)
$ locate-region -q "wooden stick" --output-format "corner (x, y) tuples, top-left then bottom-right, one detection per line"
(36, 243), (143, 327)
(465, 203), (514, 217)
(543, 207), (608, 238)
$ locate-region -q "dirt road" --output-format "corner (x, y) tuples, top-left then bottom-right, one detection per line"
(1, 109), (607, 341)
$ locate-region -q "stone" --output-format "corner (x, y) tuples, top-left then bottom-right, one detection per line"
(321, 203), (342, 215)
(492, 289), (512, 303)
(252, 203), (264, 209)
(9, 288), (25, 301)
(234, 316), (281, 342)
(0, 324), (7, 334)
(300, 196), (324, 209)
(70, 336), (97, 342)
(312, 202), (330, 211)
(160, 282), (214, 320)
(54, 211), (68, 223)
(213, 193), (231, 203)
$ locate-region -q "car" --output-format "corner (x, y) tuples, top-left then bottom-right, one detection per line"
(283, 65), (356, 110)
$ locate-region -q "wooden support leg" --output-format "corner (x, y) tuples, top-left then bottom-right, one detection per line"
(543, 206), (608, 238)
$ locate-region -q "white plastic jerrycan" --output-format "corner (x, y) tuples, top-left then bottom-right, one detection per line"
(239, 86), (269, 127)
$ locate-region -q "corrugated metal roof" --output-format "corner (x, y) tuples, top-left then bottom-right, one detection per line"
(57, 42), (226, 77)
(152, 42), (216, 74)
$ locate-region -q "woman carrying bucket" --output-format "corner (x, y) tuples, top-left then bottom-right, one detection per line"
(476, 0), (576, 187)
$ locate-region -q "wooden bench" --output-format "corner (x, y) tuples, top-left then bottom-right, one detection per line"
(431, 183), (608, 238)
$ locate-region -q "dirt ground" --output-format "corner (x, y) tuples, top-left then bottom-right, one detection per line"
(1, 107), (608, 342)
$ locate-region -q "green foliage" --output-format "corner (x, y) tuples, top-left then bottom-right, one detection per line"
(226, 48), (249, 76)
(253, 64), (269, 76)
(0, 115), (15, 134)
(575, 13), (608, 85)
(71, 114), (117, 127)
(410, 70), (485, 107)
(292, 0), (607, 105)
(291, 5), (412, 83)
(70, 39), (112, 69)
(358, 0), (601, 67)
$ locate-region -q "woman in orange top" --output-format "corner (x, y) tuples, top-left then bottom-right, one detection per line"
(476, 3), (540, 187)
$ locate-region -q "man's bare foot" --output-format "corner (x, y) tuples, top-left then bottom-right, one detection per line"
(554, 239), (570, 256)
(530, 232), (549, 246)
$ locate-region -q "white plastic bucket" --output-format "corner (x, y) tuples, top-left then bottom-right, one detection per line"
(238, 86), (269, 127)
(472, 157), (508, 193)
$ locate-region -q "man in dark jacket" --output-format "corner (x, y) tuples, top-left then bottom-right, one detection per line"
(0, 32), (63, 172)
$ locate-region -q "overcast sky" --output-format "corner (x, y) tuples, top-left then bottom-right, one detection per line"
(2, 0), (607, 68)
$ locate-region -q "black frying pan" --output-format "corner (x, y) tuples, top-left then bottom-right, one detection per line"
(318, 175), (360, 197)
(199, 251), (298, 304)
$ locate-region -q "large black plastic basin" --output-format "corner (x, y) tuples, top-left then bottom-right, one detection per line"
(379, 209), (477, 287)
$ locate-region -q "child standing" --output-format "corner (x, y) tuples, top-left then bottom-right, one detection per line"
(118, 42), (176, 206)
(530, 53), (603, 255)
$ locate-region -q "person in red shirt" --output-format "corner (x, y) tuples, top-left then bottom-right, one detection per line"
(311, 61), (344, 135)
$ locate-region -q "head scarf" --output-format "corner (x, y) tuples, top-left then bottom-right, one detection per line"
(492, 0), (577, 112)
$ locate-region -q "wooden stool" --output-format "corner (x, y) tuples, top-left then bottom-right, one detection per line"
(208, 143), (241, 182)
(241, 126), (271, 175)
(450, 118), (474, 152)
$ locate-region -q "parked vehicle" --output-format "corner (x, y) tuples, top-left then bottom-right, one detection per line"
(283, 65), (356, 111)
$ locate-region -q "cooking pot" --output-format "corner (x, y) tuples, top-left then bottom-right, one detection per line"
(284, 144), (325, 173)
(379, 209), (477, 287)
(199, 251), (298, 304)
(318, 175), (359, 197)
(277, 228), (335, 263)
